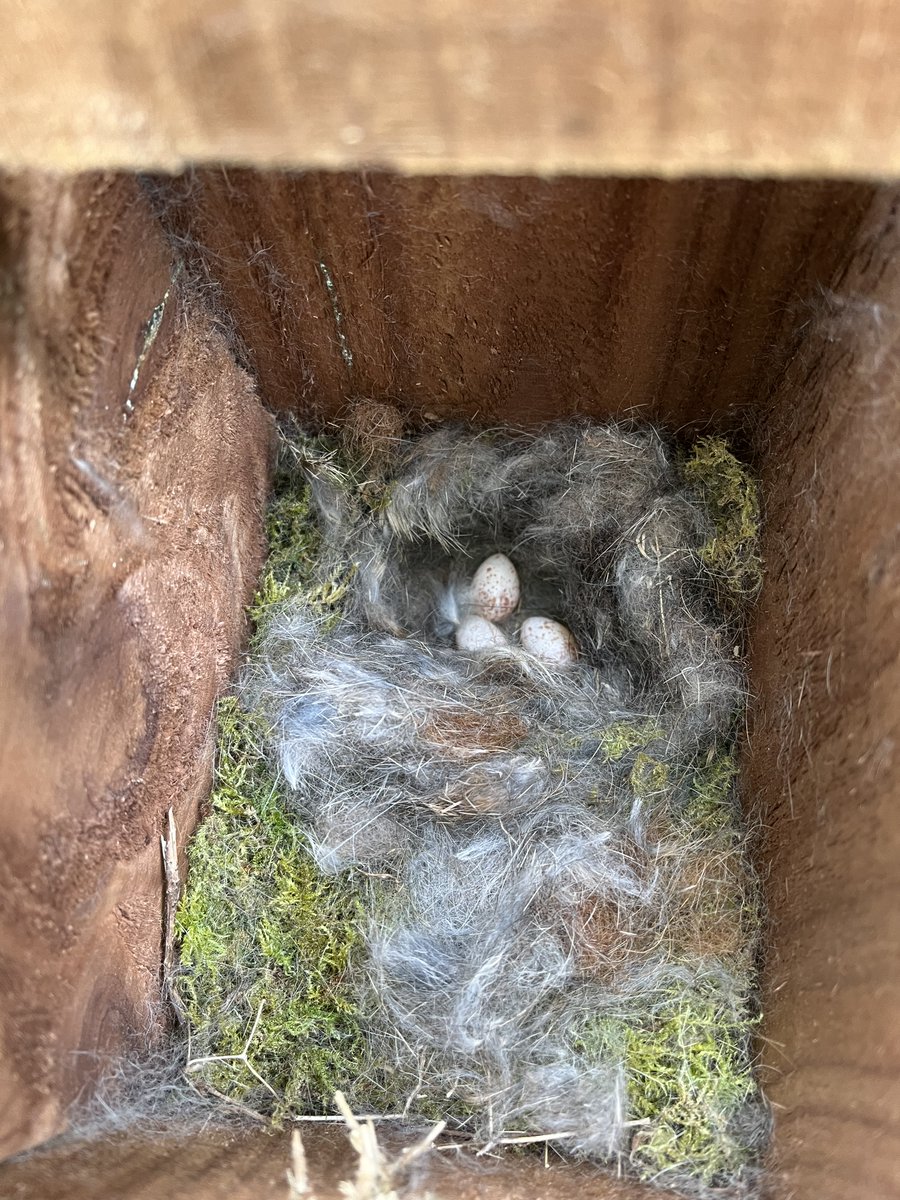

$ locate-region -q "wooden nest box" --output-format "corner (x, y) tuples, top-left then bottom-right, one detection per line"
(1, 3), (899, 1198)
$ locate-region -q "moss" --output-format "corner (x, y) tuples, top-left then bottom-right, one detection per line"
(176, 697), (373, 1119)
(672, 750), (761, 972)
(682, 436), (762, 610)
(360, 477), (396, 515)
(629, 752), (669, 797)
(575, 989), (759, 1186)
(176, 447), (380, 1119)
(626, 992), (758, 1184)
(598, 719), (666, 763)
(576, 746), (760, 1182)
(247, 488), (320, 624)
(247, 464), (354, 633)
(682, 751), (739, 837)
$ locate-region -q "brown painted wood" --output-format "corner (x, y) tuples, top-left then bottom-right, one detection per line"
(3, 1), (900, 178)
(152, 171), (877, 430)
(0, 173), (273, 1159)
(1, 1125), (683, 1200)
(744, 188), (900, 1199)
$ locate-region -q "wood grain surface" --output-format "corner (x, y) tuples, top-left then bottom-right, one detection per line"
(746, 188), (900, 1200)
(0, 173), (272, 1160)
(2, 0), (900, 177)
(1, 1125), (683, 1200)
(151, 170), (878, 428)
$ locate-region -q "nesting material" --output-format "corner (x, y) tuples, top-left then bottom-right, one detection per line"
(178, 420), (768, 1197)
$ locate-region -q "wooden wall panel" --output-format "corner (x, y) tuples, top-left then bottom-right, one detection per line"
(153, 171), (877, 430)
(746, 188), (900, 1199)
(2, 168), (900, 1200)
(0, 173), (272, 1159)
(2, 1), (900, 178)
(1, 1124), (682, 1200)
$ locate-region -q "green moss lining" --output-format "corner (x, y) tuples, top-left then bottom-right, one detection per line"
(597, 719), (666, 763)
(247, 487), (320, 624)
(176, 451), (376, 1120)
(575, 989), (759, 1186)
(176, 698), (368, 1118)
(682, 436), (762, 610)
(626, 991), (758, 1184)
(630, 752), (670, 798)
(682, 751), (739, 836)
(247, 465), (354, 632)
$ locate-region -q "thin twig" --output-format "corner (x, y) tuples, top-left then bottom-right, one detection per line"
(186, 1001), (279, 1099)
(494, 1131), (577, 1146)
(181, 1071), (269, 1125)
(288, 1128), (311, 1198)
(291, 1114), (408, 1124)
(160, 807), (187, 1025)
(331, 1090), (444, 1200)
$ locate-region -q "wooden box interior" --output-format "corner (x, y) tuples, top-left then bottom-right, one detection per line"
(1, 171), (899, 1199)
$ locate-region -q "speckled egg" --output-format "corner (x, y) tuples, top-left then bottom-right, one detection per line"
(455, 614), (510, 653)
(520, 615), (578, 667)
(469, 553), (520, 623)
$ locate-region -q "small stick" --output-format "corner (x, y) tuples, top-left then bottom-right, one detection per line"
(186, 1001), (279, 1099)
(494, 1131), (577, 1146)
(160, 807), (187, 1025)
(288, 1128), (311, 1198)
(181, 1072), (269, 1125)
(290, 1114), (408, 1124)
(331, 1090), (445, 1199)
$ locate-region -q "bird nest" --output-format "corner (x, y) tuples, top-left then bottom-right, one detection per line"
(174, 412), (768, 1198)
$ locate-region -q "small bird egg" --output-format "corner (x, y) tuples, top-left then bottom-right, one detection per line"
(520, 616), (578, 667)
(469, 553), (520, 623)
(455, 614), (510, 653)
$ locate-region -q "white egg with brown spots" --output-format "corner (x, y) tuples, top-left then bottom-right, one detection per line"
(455, 614), (511, 653)
(520, 616), (578, 667)
(469, 553), (520, 623)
